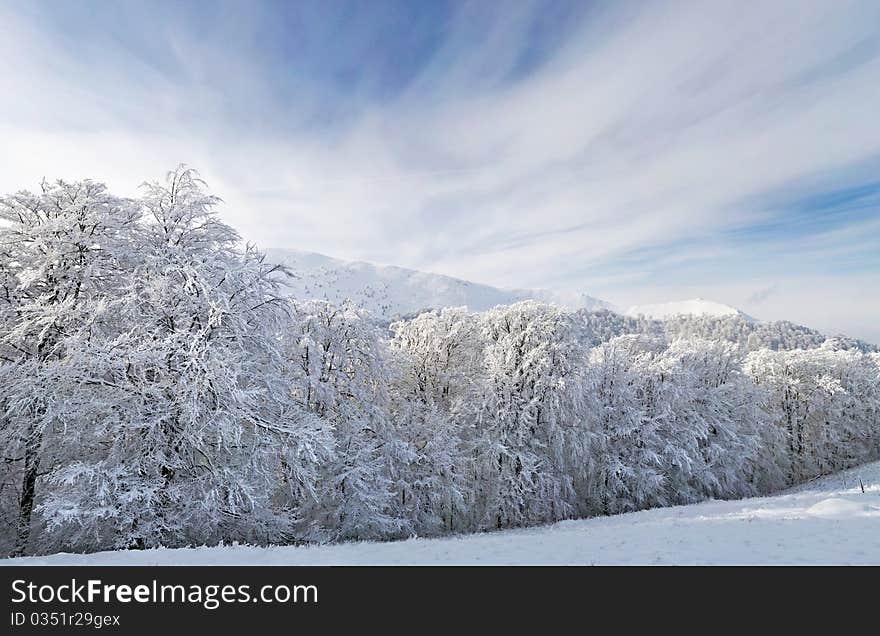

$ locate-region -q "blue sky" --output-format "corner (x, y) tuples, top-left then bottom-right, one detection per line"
(1, 0), (878, 342)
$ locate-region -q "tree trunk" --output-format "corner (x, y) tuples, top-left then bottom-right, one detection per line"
(13, 426), (43, 557)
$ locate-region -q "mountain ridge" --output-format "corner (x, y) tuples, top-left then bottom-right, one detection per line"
(626, 298), (755, 321)
(265, 249), (774, 331)
(265, 248), (616, 319)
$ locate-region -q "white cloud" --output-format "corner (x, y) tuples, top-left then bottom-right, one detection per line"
(1, 0), (878, 340)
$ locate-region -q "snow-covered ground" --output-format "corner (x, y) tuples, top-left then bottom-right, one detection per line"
(6, 461), (879, 566)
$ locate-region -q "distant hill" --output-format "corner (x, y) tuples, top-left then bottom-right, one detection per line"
(265, 248), (615, 319)
(626, 298), (754, 321)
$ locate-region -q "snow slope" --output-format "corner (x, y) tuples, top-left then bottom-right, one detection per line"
(7, 461), (879, 565)
(265, 248), (614, 319)
(627, 298), (754, 321)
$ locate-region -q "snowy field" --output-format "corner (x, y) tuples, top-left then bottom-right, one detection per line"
(5, 460), (879, 566)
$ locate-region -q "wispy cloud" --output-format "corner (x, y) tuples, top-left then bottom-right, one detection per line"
(0, 0), (878, 341)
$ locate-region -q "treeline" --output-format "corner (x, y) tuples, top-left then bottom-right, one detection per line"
(1, 169), (878, 557)
(577, 309), (877, 353)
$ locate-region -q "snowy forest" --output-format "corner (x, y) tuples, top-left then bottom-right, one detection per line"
(2, 167), (879, 558)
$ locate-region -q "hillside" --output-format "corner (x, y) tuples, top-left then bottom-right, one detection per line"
(627, 298), (754, 321)
(265, 248), (615, 319)
(264, 250), (880, 351)
(8, 461), (878, 566)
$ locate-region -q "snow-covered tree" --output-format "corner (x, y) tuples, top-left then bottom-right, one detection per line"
(0, 179), (140, 556)
(384, 397), (469, 535)
(649, 338), (786, 501)
(574, 309), (659, 347)
(37, 168), (334, 551)
(286, 299), (404, 541)
(388, 308), (483, 534)
(744, 347), (879, 483)
(472, 302), (588, 529)
(390, 307), (484, 411)
(660, 314), (876, 353)
(584, 335), (669, 514)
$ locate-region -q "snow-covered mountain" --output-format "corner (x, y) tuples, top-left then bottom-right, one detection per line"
(626, 298), (754, 321)
(265, 248), (615, 318)
(264, 249), (761, 326)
